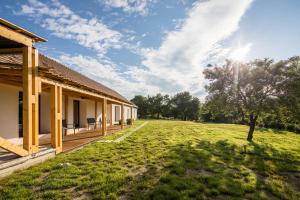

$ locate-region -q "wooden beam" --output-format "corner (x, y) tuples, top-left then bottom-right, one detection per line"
(64, 95), (68, 136)
(0, 24), (32, 47)
(0, 137), (29, 157)
(41, 78), (133, 107)
(130, 106), (133, 123)
(102, 99), (107, 135)
(0, 79), (22, 87)
(51, 85), (62, 153)
(0, 69), (22, 76)
(110, 104), (113, 126)
(22, 46), (33, 153)
(121, 104), (124, 129)
(0, 47), (23, 54)
(94, 100), (98, 129)
(31, 48), (39, 153)
(65, 95), (68, 121)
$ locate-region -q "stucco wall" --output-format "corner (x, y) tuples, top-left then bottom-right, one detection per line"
(112, 105), (121, 124)
(0, 83), (20, 140)
(96, 101), (102, 122)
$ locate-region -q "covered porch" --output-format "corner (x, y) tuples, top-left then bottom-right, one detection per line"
(0, 18), (136, 164)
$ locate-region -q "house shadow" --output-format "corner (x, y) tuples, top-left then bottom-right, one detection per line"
(123, 139), (300, 200)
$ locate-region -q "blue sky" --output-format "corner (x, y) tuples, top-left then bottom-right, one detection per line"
(1, 0), (300, 100)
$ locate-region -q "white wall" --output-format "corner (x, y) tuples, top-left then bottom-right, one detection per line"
(113, 105), (121, 124)
(96, 101), (102, 122)
(133, 108), (138, 120)
(0, 83), (20, 140)
(65, 98), (104, 128)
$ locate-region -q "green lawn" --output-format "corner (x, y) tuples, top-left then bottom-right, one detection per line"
(0, 120), (300, 200)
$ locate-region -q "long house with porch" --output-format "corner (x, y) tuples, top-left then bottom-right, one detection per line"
(0, 18), (137, 161)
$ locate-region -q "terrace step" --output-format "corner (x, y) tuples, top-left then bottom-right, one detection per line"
(0, 146), (55, 179)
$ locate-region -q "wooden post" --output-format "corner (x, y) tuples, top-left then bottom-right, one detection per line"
(64, 95), (68, 136)
(110, 104), (113, 126)
(22, 46), (33, 153)
(95, 101), (97, 129)
(130, 106), (133, 124)
(102, 99), (107, 135)
(51, 85), (62, 153)
(121, 104), (124, 129)
(65, 95), (68, 121)
(31, 48), (39, 153)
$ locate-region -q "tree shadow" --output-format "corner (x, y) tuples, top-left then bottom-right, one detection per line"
(125, 140), (300, 200)
(256, 127), (290, 135)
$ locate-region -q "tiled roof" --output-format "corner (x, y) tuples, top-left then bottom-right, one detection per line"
(0, 54), (132, 104)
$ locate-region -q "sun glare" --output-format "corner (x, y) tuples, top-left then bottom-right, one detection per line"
(229, 43), (252, 61)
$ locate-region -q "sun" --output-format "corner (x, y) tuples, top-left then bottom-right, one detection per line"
(229, 43), (252, 61)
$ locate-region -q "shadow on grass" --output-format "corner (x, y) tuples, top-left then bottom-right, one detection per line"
(125, 140), (300, 200)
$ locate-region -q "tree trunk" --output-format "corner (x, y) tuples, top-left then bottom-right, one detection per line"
(247, 113), (257, 141)
(157, 112), (160, 119)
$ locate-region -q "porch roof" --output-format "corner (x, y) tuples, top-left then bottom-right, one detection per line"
(0, 18), (47, 43)
(0, 53), (133, 105)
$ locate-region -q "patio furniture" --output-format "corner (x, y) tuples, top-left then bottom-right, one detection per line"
(62, 119), (77, 136)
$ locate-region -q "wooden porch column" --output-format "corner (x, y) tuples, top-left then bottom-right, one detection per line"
(95, 101), (98, 129)
(22, 46), (33, 153)
(130, 106), (133, 123)
(31, 48), (39, 153)
(65, 95), (68, 122)
(64, 95), (68, 136)
(121, 104), (124, 129)
(102, 99), (107, 135)
(51, 85), (62, 153)
(110, 104), (113, 126)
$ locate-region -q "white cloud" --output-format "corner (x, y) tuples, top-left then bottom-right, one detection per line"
(19, 0), (122, 56)
(17, 0), (253, 100)
(59, 54), (160, 98)
(128, 0), (253, 98)
(229, 43), (252, 61)
(102, 0), (154, 15)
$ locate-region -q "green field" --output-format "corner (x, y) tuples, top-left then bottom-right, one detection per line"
(0, 120), (299, 199)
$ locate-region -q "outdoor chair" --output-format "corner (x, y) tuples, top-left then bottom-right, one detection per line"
(62, 119), (77, 136)
(88, 118), (103, 130)
(87, 118), (96, 130)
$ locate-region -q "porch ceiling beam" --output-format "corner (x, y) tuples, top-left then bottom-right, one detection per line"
(41, 77), (133, 107)
(0, 47), (24, 54)
(0, 79), (22, 87)
(0, 69), (22, 75)
(0, 25), (33, 47)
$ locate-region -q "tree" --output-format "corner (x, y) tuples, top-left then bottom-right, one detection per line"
(131, 95), (148, 118)
(204, 59), (285, 141)
(171, 92), (194, 120)
(187, 97), (201, 120)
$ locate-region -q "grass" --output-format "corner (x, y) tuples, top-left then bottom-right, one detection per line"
(0, 120), (299, 199)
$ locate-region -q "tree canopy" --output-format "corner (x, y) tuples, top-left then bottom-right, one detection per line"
(202, 57), (300, 140)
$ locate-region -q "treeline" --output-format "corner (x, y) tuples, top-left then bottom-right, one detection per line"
(131, 92), (200, 120)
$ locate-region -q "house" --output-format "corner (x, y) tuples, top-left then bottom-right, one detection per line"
(0, 18), (138, 160)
